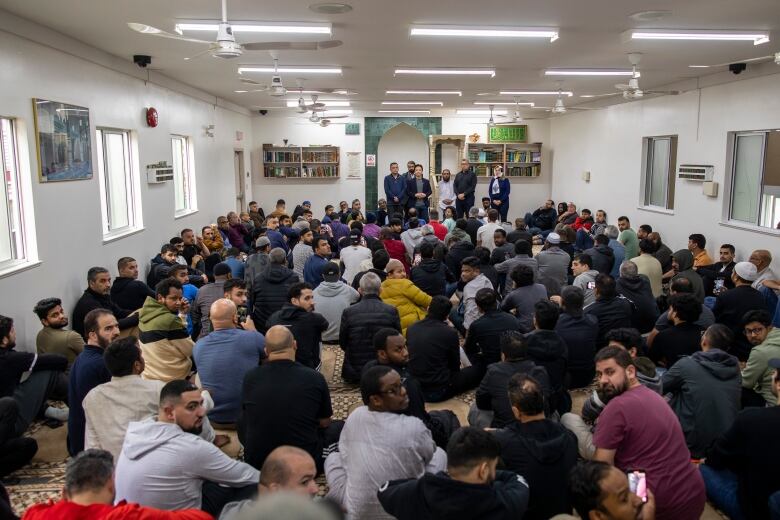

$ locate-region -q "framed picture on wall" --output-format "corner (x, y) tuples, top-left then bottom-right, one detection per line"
(32, 98), (93, 182)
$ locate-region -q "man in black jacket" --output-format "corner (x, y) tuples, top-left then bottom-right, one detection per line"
(584, 234), (616, 275)
(251, 248), (300, 333)
(713, 261), (767, 358)
(266, 282), (328, 369)
(524, 199), (557, 238)
(453, 159), (477, 218)
(699, 243), (736, 296)
(585, 274), (633, 348)
(494, 374), (578, 520)
(464, 288), (520, 367)
(110, 257), (154, 311)
(616, 261), (659, 333)
(525, 300), (570, 415)
(378, 426), (530, 520)
(553, 286), (599, 389)
(351, 248), (389, 290)
(339, 273), (401, 383)
(72, 267), (138, 339)
(649, 293), (703, 369)
(444, 233), (475, 279)
(411, 241), (455, 297)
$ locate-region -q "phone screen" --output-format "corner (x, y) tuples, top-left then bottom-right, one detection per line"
(627, 470), (647, 503)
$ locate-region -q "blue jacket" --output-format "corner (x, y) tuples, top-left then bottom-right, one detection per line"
(304, 254), (330, 287)
(266, 229), (288, 253)
(406, 177), (432, 208)
(67, 345), (110, 455)
(488, 177), (511, 204)
(608, 239), (626, 279)
(384, 173), (408, 206)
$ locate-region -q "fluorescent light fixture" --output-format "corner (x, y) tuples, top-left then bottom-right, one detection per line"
(378, 110), (432, 114)
(499, 90), (573, 97)
(381, 101), (444, 106)
(410, 25), (558, 42)
(624, 29), (769, 45)
(386, 90), (462, 96)
(473, 102), (534, 106)
(286, 100), (350, 107)
(456, 109), (508, 115)
(544, 69), (637, 76)
(239, 66), (342, 74)
(688, 65), (711, 68)
(394, 68), (496, 77)
(234, 90), (249, 93)
(176, 21), (331, 35)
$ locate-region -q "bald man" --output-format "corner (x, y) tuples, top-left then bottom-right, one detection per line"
(239, 326), (342, 474)
(750, 249), (777, 290)
(193, 299), (266, 425)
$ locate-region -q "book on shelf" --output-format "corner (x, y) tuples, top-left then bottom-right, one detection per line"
(264, 166), (300, 178)
(264, 151), (301, 163)
(302, 151), (338, 163)
(507, 165), (540, 177)
(301, 165), (339, 177)
(506, 150), (541, 163)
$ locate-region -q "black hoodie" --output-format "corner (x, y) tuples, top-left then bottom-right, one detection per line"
(584, 244), (615, 275)
(411, 258), (455, 297)
(616, 275), (659, 333)
(250, 263), (300, 332)
(266, 304), (328, 368)
(494, 420), (578, 520)
(445, 241), (476, 278)
(110, 276), (154, 312)
(378, 470), (529, 520)
(525, 330), (569, 414)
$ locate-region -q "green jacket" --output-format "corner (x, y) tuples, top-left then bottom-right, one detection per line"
(741, 327), (780, 405)
(138, 296), (193, 382)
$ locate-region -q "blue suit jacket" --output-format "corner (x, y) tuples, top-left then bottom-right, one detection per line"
(384, 174), (408, 206)
(488, 177), (511, 204)
(406, 177), (432, 208)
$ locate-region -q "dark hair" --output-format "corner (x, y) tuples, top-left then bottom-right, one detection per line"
(604, 328), (642, 352)
(475, 288), (497, 312)
(428, 295), (453, 321)
(514, 240), (531, 256)
(408, 218), (419, 229)
(103, 336), (141, 377)
(223, 278), (247, 293)
(87, 266), (109, 283)
(33, 297), (62, 320)
(669, 293), (702, 323)
(487, 209), (499, 222)
(419, 241), (435, 260)
(389, 218), (403, 228)
(84, 308), (113, 337)
(534, 300), (560, 330)
(288, 282), (313, 301)
(473, 246), (490, 265)
(508, 373), (544, 416)
(372, 249), (390, 270)
(494, 228), (506, 238)
(581, 208), (591, 215)
(446, 427), (500, 471)
(373, 327), (403, 352)
(482, 197), (491, 203)
(688, 233), (706, 249)
(594, 345), (634, 368)
(500, 331), (527, 360)
(510, 264), (535, 288)
(276, 199), (285, 206)
(169, 236), (184, 246)
(360, 365), (394, 405)
(312, 235), (329, 252)
(638, 224), (653, 234)
(670, 277), (693, 294)
(428, 209), (440, 220)
(180, 228), (193, 237)
(560, 286), (584, 316)
(201, 225), (212, 235)
(720, 244), (735, 254)
(460, 256), (481, 270)
(159, 379), (199, 407)
(455, 218), (468, 231)
(569, 461), (613, 519)
(573, 253), (592, 269)
(64, 449), (114, 496)
(349, 221), (364, 232)
(704, 324), (734, 351)
(741, 309), (772, 328)
(595, 234), (610, 246)
(639, 238), (655, 254)
(595, 274), (617, 299)
(160, 244), (177, 255)
(226, 247), (241, 257)
(117, 257), (136, 271)
(0, 315), (13, 343)
(155, 278), (182, 298)
(617, 216), (630, 224)
(168, 264), (188, 277)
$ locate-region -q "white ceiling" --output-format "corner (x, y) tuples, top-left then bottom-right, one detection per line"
(1, 0), (778, 116)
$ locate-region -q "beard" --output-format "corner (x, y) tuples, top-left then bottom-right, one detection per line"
(49, 320), (68, 330)
(182, 422), (203, 435)
(97, 335), (113, 349)
(597, 377), (630, 403)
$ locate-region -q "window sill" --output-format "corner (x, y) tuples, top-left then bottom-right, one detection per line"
(637, 206), (675, 216)
(0, 260), (42, 280)
(175, 209), (199, 220)
(719, 220), (780, 237)
(102, 227), (145, 244)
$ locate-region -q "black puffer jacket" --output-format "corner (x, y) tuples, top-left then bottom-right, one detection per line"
(525, 329), (570, 414)
(266, 304), (328, 368)
(338, 295), (401, 382)
(584, 244), (615, 275)
(445, 241), (475, 279)
(250, 264), (299, 332)
(411, 259), (455, 297)
(110, 276), (154, 312)
(617, 275), (659, 333)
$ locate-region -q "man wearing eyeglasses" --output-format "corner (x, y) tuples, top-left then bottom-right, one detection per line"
(741, 309), (780, 407)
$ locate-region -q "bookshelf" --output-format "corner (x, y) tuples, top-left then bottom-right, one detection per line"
(262, 144), (340, 178)
(466, 142), (542, 178)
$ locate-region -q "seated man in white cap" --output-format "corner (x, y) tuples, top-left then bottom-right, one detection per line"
(534, 232), (570, 295)
(714, 261), (768, 359)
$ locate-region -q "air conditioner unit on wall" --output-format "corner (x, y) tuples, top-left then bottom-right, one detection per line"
(146, 161), (174, 184)
(677, 164), (714, 182)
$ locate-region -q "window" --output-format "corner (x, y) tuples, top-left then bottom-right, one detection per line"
(96, 128), (141, 236)
(0, 118), (29, 267)
(641, 135), (677, 210)
(726, 130), (780, 230)
(171, 135), (196, 215)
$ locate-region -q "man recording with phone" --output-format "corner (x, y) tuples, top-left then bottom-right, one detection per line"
(569, 461), (656, 520)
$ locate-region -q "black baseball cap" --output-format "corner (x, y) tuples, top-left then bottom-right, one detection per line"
(321, 262), (340, 282)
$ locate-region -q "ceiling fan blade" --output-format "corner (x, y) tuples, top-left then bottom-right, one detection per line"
(305, 103), (326, 110)
(243, 41), (318, 51)
(643, 90), (682, 95)
(127, 23), (211, 44)
(712, 55), (774, 67)
(317, 40), (343, 49)
(322, 115), (349, 119)
(615, 84), (630, 91)
(184, 47), (216, 61)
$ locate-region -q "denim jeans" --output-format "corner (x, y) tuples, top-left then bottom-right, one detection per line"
(759, 285), (780, 327)
(700, 465), (745, 520)
(575, 229), (594, 252)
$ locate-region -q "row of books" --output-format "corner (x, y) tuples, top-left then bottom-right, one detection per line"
(302, 151), (338, 163)
(302, 165), (339, 177)
(507, 165), (541, 177)
(264, 166), (340, 178)
(264, 167), (300, 177)
(264, 151), (301, 163)
(467, 150), (504, 163)
(506, 150), (541, 163)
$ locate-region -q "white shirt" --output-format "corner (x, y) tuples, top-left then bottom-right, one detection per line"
(340, 245), (373, 285)
(463, 274), (494, 329)
(438, 179), (456, 211)
(476, 222), (502, 252)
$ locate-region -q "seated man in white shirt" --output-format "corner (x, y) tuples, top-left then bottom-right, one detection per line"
(325, 365), (447, 519)
(115, 380), (258, 517)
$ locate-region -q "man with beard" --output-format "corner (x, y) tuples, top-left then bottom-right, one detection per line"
(111, 256), (155, 311)
(68, 309), (120, 456)
(569, 461), (657, 520)
(34, 297), (84, 368)
(592, 346), (706, 520)
(437, 169), (456, 215)
(72, 267), (138, 339)
(115, 380), (258, 516)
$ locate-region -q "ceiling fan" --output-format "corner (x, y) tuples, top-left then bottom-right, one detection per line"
(308, 107), (349, 124)
(297, 93), (326, 114)
(490, 99), (545, 123)
(237, 77), (357, 96)
(542, 83), (600, 114)
(127, 0), (342, 60)
(615, 53), (680, 100)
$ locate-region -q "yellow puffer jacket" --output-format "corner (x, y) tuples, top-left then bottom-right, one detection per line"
(380, 278), (432, 336)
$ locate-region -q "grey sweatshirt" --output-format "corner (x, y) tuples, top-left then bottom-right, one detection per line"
(573, 269), (600, 307)
(313, 281), (360, 341)
(115, 418), (258, 510)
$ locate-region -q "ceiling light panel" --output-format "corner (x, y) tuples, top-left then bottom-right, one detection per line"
(378, 110), (432, 114)
(499, 90), (573, 97)
(473, 102), (534, 106)
(395, 68), (496, 77)
(239, 66), (342, 74)
(456, 109), (508, 115)
(624, 29), (769, 45)
(286, 100), (350, 107)
(381, 101), (444, 106)
(176, 22), (332, 34)
(410, 25), (558, 42)
(386, 90), (462, 96)
(544, 69), (637, 76)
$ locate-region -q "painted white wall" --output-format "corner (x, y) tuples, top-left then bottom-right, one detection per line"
(549, 72), (780, 271)
(377, 122), (430, 193)
(0, 29), (252, 348)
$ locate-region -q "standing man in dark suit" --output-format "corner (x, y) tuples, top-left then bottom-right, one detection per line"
(454, 159), (477, 218)
(383, 162), (407, 220)
(406, 164), (432, 222)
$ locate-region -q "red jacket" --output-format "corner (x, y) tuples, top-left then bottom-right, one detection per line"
(572, 216), (594, 231)
(23, 500), (212, 520)
(428, 220), (448, 241)
(382, 239), (410, 275)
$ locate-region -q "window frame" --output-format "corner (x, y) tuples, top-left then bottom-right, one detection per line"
(171, 134), (197, 217)
(96, 127), (142, 239)
(640, 135), (677, 211)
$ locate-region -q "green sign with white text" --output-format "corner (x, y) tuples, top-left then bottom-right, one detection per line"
(488, 125), (528, 143)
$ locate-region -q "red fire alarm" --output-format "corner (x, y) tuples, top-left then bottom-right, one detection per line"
(146, 107), (159, 128)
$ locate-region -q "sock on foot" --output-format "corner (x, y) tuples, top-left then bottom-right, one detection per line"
(44, 406), (68, 422)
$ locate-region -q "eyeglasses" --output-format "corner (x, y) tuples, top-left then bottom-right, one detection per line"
(744, 327), (766, 336)
(379, 383), (404, 396)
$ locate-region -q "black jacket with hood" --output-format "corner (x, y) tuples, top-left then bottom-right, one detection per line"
(411, 258), (455, 297)
(494, 420), (578, 520)
(525, 329), (569, 414)
(616, 274), (659, 333)
(110, 276), (154, 312)
(378, 470), (529, 520)
(585, 295), (634, 347)
(446, 240), (476, 279)
(266, 304), (328, 369)
(250, 264), (300, 332)
(671, 249), (705, 303)
(339, 295), (401, 382)
(583, 244), (615, 275)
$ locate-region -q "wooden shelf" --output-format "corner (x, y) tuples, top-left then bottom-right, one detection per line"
(468, 142), (542, 178)
(262, 144), (340, 179)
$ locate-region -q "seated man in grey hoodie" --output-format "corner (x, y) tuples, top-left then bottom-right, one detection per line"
(571, 253), (599, 307)
(115, 380), (259, 517)
(312, 263), (360, 343)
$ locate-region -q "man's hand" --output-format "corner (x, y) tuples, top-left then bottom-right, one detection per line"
(179, 298), (191, 315)
(443, 198), (453, 205)
(201, 274), (208, 284)
(393, 196), (399, 203)
(638, 489), (656, 520)
(492, 199), (502, 206)
(242, 317), (257, 332)
(191, 254), (203, 267)
(549, 295), (563, 306)
(457, 193), (465, 200)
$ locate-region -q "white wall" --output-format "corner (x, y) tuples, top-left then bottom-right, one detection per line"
(549, 72), (780, 271)
(0, 27), (252, 348)
(377, 122), (429, 192)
